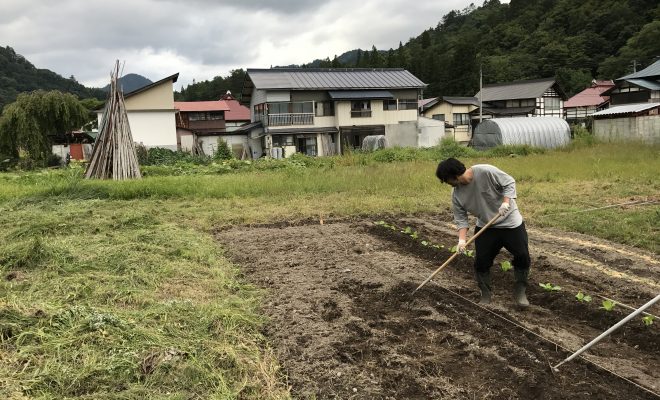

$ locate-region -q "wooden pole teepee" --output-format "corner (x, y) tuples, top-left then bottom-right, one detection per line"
(85, 61), (142, 180)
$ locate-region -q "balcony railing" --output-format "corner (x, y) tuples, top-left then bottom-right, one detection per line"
(268, 113), (314, 126)
(351, 110), (372, 118)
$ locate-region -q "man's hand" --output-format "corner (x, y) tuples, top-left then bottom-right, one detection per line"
(498, 202), (510, 216)
(457, 239), (467, 254)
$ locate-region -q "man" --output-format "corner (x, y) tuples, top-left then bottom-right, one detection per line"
(436, 158), (530, 308)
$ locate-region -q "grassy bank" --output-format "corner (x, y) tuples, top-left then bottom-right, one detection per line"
(0, 142), (658, 399)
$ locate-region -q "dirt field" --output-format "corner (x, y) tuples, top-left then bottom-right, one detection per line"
(216, 214), (659, 399)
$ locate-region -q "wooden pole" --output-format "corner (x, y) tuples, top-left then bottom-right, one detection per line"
(413, 213), (501, 294)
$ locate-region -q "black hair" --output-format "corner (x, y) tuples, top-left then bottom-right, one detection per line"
(436, 158), (466, 183)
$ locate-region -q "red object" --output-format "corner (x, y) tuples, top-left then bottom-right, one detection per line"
(564, 80), (615, 108)
(219, 92), (251, 122)
(69, 143), (84, 160)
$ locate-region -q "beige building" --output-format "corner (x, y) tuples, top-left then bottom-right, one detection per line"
(420, 96), (479, 143)
(97, 73), (179, 150)
(240, 68), (441, 157)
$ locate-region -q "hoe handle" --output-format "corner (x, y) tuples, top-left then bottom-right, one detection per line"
(413, 213), (501, 294)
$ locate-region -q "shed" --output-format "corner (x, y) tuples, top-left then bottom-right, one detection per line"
(472, 117), (570, 150)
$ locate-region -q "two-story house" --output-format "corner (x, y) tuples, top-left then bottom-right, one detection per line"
(473, 77), (567, 120)
(240, 68), (427, 157)
(592, 60), (660, 144)
(174, 100), (230, 155)
(564, 80), (614, 125)
(419, 96), (479, 143)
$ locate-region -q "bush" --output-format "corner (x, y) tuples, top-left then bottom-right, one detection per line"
(214, 138), (233, 160)
(435, 138), (479, 159)
(135, 143), (149, 165)
(47, 153), (62, 167)
(0, 153), (17, 171)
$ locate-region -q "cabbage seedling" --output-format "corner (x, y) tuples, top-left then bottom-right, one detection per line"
(575, 291), (592, 302)
(539, 282), (562, 291)
(600, 299), (616, 311)
(642, 315), (654, 326)
(500, 261), (512, 272)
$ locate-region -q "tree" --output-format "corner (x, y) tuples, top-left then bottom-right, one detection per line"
(0, 90), (89, 166)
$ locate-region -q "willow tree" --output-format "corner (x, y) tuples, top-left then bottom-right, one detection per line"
(0, 90), (89, 165)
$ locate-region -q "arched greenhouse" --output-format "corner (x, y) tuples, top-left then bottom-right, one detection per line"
(472, 117), (570, 150)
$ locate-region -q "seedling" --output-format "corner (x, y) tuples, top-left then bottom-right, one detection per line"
(600, 299), (616, 311)
(421, 240), (429, 246)
(575, 291), (592, 302)
(642, 315), (654, 326)
(402, 227), (413, 234)
(450, 246), (474, 257)
(500, 261), (512, 272)
(539, 282), (562, 292)
(410, 231), (419, 239)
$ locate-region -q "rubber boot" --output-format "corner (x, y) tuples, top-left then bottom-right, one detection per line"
(475, 270), (492, 305)
(513, 268), (530, 308)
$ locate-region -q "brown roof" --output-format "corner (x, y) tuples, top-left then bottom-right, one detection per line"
(174, 101), (230, 112)
(564, 80), (614, 108)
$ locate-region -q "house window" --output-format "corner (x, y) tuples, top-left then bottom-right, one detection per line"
(453, 113), (470, 125)
(272, 135), (294, 147)
(297, 136), (317, 156)
(383, 99), (397, 111)
(315, 101), (335, 116)
(189, 112), (223, 121)
(398, 99), (418, 110)
(505, 99), (535, 108)
(545, 97), (560, 111)
(351, 100), (371, 117)
(432, 114), (445, 121)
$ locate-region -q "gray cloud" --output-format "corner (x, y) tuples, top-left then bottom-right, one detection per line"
(1, 0), (478, 88)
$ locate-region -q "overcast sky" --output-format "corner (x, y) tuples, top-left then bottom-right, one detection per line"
(2, 0), (492, 90)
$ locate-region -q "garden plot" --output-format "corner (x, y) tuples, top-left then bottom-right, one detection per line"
(216, 217), (659, 399)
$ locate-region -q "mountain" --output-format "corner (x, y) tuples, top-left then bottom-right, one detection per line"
(102, 73), (152, 93)
(0, 46), (106, 112)
(303, 0), (660, 98)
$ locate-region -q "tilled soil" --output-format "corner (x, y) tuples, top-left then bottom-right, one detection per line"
(216, 215), (659, 399)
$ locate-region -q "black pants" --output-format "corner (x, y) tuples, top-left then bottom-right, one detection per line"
(473, 222), (530, 273)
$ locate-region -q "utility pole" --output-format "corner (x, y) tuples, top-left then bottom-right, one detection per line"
(632, 60), (638, 73)
(479, 64), (483, 123)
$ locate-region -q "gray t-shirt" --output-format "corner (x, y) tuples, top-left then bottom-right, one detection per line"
(451, 164), (523, 229)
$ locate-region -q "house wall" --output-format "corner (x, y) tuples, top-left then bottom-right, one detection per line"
(266, 91), (291, 102)
(593, 115), (660, 144)
(198, 135), (250, 157)
(385, 121), (418, 147)
(124, 111), (177, 149)
(417, 117), (446, 147)
(124, 81), (175, 110)
(178, 129), (194, 152)
(335, 100), (417, 126)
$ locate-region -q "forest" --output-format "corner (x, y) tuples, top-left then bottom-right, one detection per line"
(175, 0), (660, 101)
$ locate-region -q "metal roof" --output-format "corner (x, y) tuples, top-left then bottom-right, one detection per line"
(626, 79), (660, 91)
(246, 68), (426, 90)
(564, 81), (614, 108)
(592, 102), (660, 117)
(174, 101), (229, 112)
(443, 96), (479, 106)
(618, 59), (660, 80)
(474, 78), (558, 101)
(328, 90), (393, 100)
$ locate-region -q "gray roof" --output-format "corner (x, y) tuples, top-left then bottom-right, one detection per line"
(443, 96), (479, 106)
(626, 78), (660, 91)
(619, 59), (660, 80)
(592, 102), (660, 117)
(328, 90), (394, 100)
(474, 78), (557, 101)
(246, 68), (426, 90)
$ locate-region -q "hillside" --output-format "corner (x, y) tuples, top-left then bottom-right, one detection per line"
(310, 0), (660, 97)
(0, 46), (106, 112)
(102, 73), (152, 93)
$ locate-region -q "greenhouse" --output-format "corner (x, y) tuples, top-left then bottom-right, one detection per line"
(472, 117), (570, 150)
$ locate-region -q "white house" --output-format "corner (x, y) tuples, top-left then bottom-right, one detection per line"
(97, 73), (179, 150)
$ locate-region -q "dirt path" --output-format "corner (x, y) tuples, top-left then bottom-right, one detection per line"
(216, 216), (659, 399)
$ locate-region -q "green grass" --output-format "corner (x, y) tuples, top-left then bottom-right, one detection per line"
(0, 142), (658, 399)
